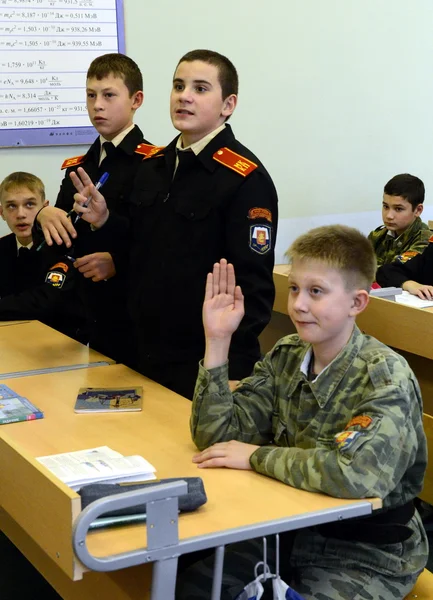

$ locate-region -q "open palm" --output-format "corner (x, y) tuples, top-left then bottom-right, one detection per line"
(203, 259), (245, 339)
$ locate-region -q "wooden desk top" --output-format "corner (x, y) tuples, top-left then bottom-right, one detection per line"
(0, 363), (380, 573)
(0, 321), (113, 377)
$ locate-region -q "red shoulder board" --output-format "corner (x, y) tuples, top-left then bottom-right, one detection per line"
(135, 143), (165, 159)
(61, 155), (86, 170)
(213, 147), (258, 177)
(429, 235), (433, 243)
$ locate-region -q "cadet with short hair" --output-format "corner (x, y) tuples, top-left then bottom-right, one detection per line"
(71, 49), (278, 399)
(34, 53), (153, 365)
(368, 173), (430, 267)
(181, 225), (427, 599)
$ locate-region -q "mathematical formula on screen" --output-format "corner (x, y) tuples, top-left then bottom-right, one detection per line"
(0, 0), (124, 147)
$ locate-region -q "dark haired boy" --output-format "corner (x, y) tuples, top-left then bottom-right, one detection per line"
(180, 226), (427, 599)
(35, 53), (155, 364)
(72, 49), (278, 399)
(368, 173), (429, 266)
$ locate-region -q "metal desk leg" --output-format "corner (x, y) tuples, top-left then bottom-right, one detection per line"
(211, 545), (225, 600)
(151, 557), (178, 600)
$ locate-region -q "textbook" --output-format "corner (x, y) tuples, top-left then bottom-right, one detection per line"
(37, 446), (157, 491)
(74, 386), (143, 413)
(0, 384), (44, 425)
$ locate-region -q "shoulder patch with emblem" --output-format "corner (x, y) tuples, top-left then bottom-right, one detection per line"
(45, 270), (66, 288)
(396, 251), (418, 264)
(250, 225), (271, 255)
(345, 415), (372, 429)
(248, 207), (272, 222)
(335, 430), (363, 451)
(213, 147), (258, 177)
(61, 155), (86, 170)
(135, 143), (165, 159)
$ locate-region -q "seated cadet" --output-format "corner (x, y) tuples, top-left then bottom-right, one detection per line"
(34, 52), (153, 365)
(368, 173), (430, 267)
(70, 49), (278, 399)
(0, 172), (85, 340)
(179, 226), (427, 600)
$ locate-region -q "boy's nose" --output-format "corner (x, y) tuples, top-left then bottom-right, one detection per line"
(293, 292), (308, 312)
(179, 87), (193, 102)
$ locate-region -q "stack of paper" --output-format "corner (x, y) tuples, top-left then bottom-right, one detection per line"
(37, 446), (156, 491)
(395, 291), (433, 309)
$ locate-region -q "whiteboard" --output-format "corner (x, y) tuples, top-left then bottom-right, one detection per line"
(0, 0), (125, 148)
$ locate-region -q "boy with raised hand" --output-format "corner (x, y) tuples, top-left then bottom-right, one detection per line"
(368, 173), (430, 267)
(183, 226), (427, 600)
(35, 53), (154, 364)
(72, 49), (278, 398)
(0, 172), (85, 339)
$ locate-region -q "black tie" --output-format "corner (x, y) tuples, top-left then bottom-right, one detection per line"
(176, 149), (195, 176)
(18, 246), (30, 258)
(101, 141), (116, 163)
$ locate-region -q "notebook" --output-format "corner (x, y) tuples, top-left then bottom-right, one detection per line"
(74, 386), (143, 413)
(0, 384), (44, 425)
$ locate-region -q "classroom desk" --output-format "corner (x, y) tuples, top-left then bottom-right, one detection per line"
(0, 320), (113, 378)
(268, 265), (433, 414)
(0, 363), (381, 600)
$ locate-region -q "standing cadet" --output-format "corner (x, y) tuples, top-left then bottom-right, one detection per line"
(71, 49), (278, 398)
(34, 53), (156, 365)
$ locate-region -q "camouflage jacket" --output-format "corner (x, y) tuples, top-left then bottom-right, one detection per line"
(191, 326), (426, 508)
(368, 217), (430, 267)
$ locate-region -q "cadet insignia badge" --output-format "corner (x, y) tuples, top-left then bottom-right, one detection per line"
(250, 225), (271, 254)
(396, 251), (418, 264)
(213, 147), (258, 177)
(61, 155), (86, 170)
(46, 271), (66, 288)
(334, 430), (363, 452)
(345, 415), (372, 429)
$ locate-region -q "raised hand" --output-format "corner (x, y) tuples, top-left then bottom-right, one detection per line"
(203, 259), (245, 340)
(71, 167), (109, 228)
(37, 205), (77, 248)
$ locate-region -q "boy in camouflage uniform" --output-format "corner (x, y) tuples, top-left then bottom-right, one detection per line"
(179, 225), (428, 600)
(368, 173), (430, 267)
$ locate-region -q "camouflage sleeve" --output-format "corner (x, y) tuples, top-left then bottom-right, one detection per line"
(367, 229), (385, 267)
(190, 357), (276, 451)
(394, 228), (431, 264)
(250, 358), (423, 499)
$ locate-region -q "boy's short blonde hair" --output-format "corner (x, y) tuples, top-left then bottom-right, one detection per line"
(286, 225), (376, 291)
(0, 172), (45, 203)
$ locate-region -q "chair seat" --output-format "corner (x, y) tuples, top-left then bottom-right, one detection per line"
(404, 569), (433, 599)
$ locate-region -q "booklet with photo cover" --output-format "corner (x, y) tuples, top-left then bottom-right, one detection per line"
(0, 384), (44, 425)
(74, 387), (143, 414)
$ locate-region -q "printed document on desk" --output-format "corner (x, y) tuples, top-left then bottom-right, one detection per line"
(37, 446), (156, 491)
(395, 291), (433, 309)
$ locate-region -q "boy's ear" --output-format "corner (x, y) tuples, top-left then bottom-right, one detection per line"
(131, 91), (144, 110)
(221, 94), (237, 119)
(349, 289), (370, 317)
(414, 203), (423, 217)
(43, 200), (49, 207)
(0, 205), (4, 220)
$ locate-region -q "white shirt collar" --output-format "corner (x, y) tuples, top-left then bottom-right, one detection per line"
(16, 238), (33, 254)
(99, 124), (135, 164)
(176, 123), (226, 156)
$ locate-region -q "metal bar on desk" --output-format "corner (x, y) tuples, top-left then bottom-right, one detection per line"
(0, 361), (111, 379)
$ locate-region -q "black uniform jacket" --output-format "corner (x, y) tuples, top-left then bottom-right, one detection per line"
(376, 240), (433, 288)
(43, 125), (151, 362)
(95, 125), (278, 379)
(0, 233), (85, 340)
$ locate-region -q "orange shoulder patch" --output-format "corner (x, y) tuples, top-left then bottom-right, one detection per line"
(135, 143), (165, 159)
(345, 415), (372, 429)
(61, 155), (86, 170)
(213, 147), (258, 177)
(429, 235), (433, 243)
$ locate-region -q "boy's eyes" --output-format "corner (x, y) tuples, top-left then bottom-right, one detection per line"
(310, 287), (322, 295)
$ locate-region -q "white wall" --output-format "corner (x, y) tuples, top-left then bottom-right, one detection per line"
(1, 0), (433, 260)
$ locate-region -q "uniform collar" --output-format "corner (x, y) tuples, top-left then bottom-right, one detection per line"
(16, 238), (33, 254)
(176, 124), (226, 156)
(99, 123), (135, 150)
(386, 217), (424, 242)
(290, 326), (364, 408)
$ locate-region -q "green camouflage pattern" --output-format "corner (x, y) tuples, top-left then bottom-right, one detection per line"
(368, 217), (430, 267)
(190, 326), (428, 591)
(192, 326), (426, 506)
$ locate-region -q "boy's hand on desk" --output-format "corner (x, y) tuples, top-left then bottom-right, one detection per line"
(192, 440), (259, 470)
(74, 252), (116, 282)
(403, 280), (433, 299)
(71, 167), (109, 228)
(38, 206), (77, 248)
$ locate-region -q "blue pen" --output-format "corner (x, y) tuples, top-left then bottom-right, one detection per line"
(36, 172), (110, 251)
